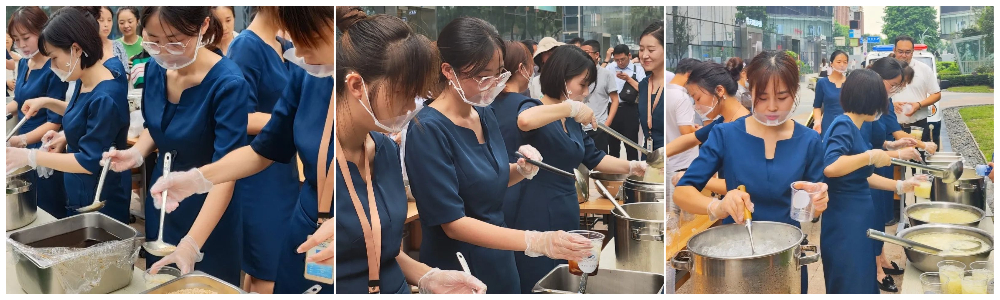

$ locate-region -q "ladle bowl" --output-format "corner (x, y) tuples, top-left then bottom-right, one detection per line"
(891, 159), (963, 184)
(77, 146), (115, 213)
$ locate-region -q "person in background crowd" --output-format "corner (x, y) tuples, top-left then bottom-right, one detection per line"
(127, 36), (151, 89)
(223, 6), (298, 294)
(8, 7), (131, 223)
(579, 39), (618, 154)
(7, 6), (70, 219)
(661, 58), (699, 172)
(606, 44), (645, 160)
(891, 35), (941, 147)
(819, 57), (829, 78)
(675, 50), (828, 294)
(567, 37), (584, 47)
(116, 7), (143, 65)
(637, 21), (665, 151)
(6, 33), (17, 94)
(405, 16), (591, 294)
(213, 6), (239, 56)
(821, 68), (928, 294)
(527, 37), (563, 99)
(812, 50), (849, 134)
(93, 7), (129, 72)
(520, 39), (537, 55)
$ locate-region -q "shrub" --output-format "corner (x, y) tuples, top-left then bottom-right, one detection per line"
(941, 74), (995, 88)
(937, 61), (960, 76)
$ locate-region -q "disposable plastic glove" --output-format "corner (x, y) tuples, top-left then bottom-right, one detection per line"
(567, 100), (595, 127)
(515, 145), (542, 179)
(101, 148), (143, 172)
(866, 149), (892, 168)
(629, 160), (649, 177)
(715, 188), (754, 224)
(149, 236), (204, 275)
(884, 138), (919, 151)
(40, 130), (66, 153)
(8, 134), (27, 148)
(793, 182), (829, 214)
(897, 174), (930, 195)
(150, 168), (215, 213)
(417, 268), (487, 294)
(922, 142), (938, 155)
(6, 147), (35, 174)
(896, 147), (923, 162)
(524, 230), (592, 261)
(671, 171), (685, 186)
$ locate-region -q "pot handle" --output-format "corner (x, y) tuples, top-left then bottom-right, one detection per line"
(631, 225), (665, 242)
(799, 245), (821, 265)
(956, 183), (977, 191)
(670, 250), (692, 271)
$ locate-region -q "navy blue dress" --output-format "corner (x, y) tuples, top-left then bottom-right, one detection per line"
(13, 58), (68, 218)
(878, 100), (903, 224)
(637, 77), (664, 150)
(254, 65), (335, 294)
(821, 114), (878, 294)
(404, 106), (520, 294)
(141, 55), (249, 285)
(62, 76), (131, 223)
(508, 99), (606, 293)
(677, 118), (824, 293)
(490, 91), (532, 242)
(226, 30), (301, 282)
(813, 77), (843, 134)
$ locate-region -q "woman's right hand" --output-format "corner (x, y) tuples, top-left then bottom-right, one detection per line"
(101, 148), (144, 172)
(524, 230), (592, 261)
(567, 101), (596, 128)
(149, 168), (215, 212)
(40, 130), (66, 153)
(20, 97), (52, 118)
(866, 149), (892, 168)
(715, 188), (754, 224)
(297, 218), (336, 266)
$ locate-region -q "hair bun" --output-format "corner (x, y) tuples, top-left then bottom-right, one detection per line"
(337, 6), (367, 32)
(725, 57), (744, 81)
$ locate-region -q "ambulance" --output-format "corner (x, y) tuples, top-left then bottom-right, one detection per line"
(865, 44), (943, 143)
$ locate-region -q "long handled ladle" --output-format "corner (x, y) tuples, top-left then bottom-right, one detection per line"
(595, 180), (630, 218)
(867, 229), (982, 254)
(515, 151), (574, 179)
(143, 151), (177, 257)
(891, 159), (963, 184)
(596, 124), (665, 170)
(6, 116), (30, 142)
(77, 146), (114, 213)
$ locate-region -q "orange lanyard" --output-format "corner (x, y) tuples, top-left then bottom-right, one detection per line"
(334, 138), (382, 293)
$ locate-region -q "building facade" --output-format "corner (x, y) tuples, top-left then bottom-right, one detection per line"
(562, 6), (664, 56)
(940, 6), (985, 40)
(834, 6), (863, 35)
(666, 6), (740, 68)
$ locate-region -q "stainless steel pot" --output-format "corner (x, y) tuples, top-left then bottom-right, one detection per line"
(142, 272), (246, 294)
(532, 265), (664, 294)
(6, 178), (36, 231)
(612, 202), (665, 274)
(591, 171), (627, 198)
(897, 224), (993, 272)
(671, 222), (821, 294)
(621, 175), (664, 204)
(931, 167), (986, 210)
(905, 202), (985, 228)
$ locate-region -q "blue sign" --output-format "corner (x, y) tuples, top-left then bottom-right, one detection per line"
(867, 36), (881, 44)
(849, 29), (856, 38)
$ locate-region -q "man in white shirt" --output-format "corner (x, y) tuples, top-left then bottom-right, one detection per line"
(580, 40), (619, 154)
(605, 45), (645, 160)
(890, 35), (941, 143)
(662, 58), (701, 172)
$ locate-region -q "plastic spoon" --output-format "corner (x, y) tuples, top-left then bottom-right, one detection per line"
(143, 152), (177, 257)
(595, 180), (630, 218)
(77, 146), (114, 213)
(456, 252), (482, 293)
(6, 116), (30, 142)
(738, 185), (754, 254)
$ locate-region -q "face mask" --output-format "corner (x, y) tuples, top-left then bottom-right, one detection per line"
(14, 45), (38, 59)
(751, 98), (797, 127)
(887, 84), (903, 98)
(284, 48), (334, 78)
(833, 65), (848, 74)
(519, 64), (533, 81)
(146, 33), (203, 70)
(694, 95), (719, 119)
(873, 112), (882, 121)
(357, 77), (422, 133)
(50, 48), (80, 82)
(565, 81), (587, 102)
(449, 69), (510, 107)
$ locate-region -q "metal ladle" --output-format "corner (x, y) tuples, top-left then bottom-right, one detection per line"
(77, 146), (114, 213)
(143, 151), (177, 257)
(891, 159), (963, 184)
(738, 185), (754, 254)
(6, 116), (30, 142)
(596, 124), (665, 170)
(515, 151), (574, 178)
(595, 180), (630, 218)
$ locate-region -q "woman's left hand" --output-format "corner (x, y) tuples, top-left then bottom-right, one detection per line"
(794, 182), (829, 215)
(297, 218), (336, 266)
(418, 268), (487, 294)
(628, 161), (649, 177)
(6, 147), (34, 174)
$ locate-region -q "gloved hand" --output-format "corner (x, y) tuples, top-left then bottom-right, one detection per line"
(149, 236), (204, 275)
(417, 268), (487, 294)
(793, 182), (829, 214)
(897, 174), (930, 195)
(101, 148), (144, 172)
(566, 100), (595, 127)
(36, 166), (53, 179)
(523, 230), (591, 261)
(8, 134), (27, 148)
(297, 218), (336, 266)
(866, 149), (892, 167)
(515, 145), (542, 180)
(150, 168), (215, 212)
(40, 130), (66, 153)
(922, 142), (938, 155)
(711, 188), (754, 224)
(628, 160), (649, 177)
(884, 138), (919, 150)
(6, 147), (36, 175)
(671, 171), (685, 186)
(896, 147), (923, 162)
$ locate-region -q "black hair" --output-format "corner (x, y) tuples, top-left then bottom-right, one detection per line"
(612, 44), (630, 56)
(674, 58), (701, 74)
(520, 39), (536, 51)
(839, 68), (888, 116)
(39, 7), (103, 69)
(687, 59), (741, 96)
(567, 37), (585, 45)
(539, 46), (597, 99)
(272, 7), (335, 50)
(829, 50), (848, 62)
(869, 57), (905, 81)
(141, 6), (224, 51)
(116, 7), (140, 33)
(582, 39), (600, 52)
(640, 21), (664, 46)
(745, 50), (800, 103)
(7, 6), (48, 37)
(893, 35), (914, 47)
(436, 17), (505, 81)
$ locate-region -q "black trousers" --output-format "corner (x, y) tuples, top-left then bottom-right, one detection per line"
(608, 102), (640, 160)
(586, 129), (609, 156)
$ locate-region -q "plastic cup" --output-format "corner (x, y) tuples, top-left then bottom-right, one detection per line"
(789, 181), (826, 222)
(914, 181), (932, 199)
(939, 260), (967, 294)
(910, 126), (924, 140)
(963, 270), (989, 294)
(921, 272), (944, 294)
(144, 266), (182, 289)
(567, 230), (604, 275)
(975, 165), (990, 176)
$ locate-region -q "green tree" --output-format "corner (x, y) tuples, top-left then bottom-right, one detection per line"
(668, 6), (693, 67)
(882, 6), (942, 56)
(974, 6), (993, 53)
(832, 21), (851, 52)
(629, 6), (664, 44)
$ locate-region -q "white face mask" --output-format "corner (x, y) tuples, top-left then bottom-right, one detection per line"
(449, 69), (510, 107)
(873, 112), (882, 121)
(14, 46), (38, 59)
(519, 64), (533, 81)
(145, 33), (203, 70)
(50, 48), (80, 82)
(694, 95), (719, 120)
(737, 84), (753, 109)
(751, 97), (797, 127)
(284, 48), (334, 78)
(832, 64), (848, 74)
(565, 81), (587, 102)
(357, 77), (422, 133)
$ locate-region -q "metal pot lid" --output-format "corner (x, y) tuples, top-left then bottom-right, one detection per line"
(687, 221), (804, 259)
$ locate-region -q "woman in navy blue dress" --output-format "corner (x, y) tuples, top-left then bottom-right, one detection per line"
(812, 50), (848, 134)
(489, 41), (536, 229)
(224, 7), (299, 293)
(100, 7), (249, 285)
(636, 22), (665, 151)
(405, 17), (592, 294)
(6, 6), (69, 219)
(7, 8), (131, 223)
(820, 69), (928, 294)
(675, 51), (828, 294)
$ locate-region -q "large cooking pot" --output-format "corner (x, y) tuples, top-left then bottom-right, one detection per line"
(621, 175), (664, 204)
(591, 171), (627, 198)
(930, 167), (985, 210)
(612, 202), (665, 274)
(904, 202), (985, 228)
(671, 222), (821, 294)
(896, 224), (993, 272)
(7, 178), (36, 231)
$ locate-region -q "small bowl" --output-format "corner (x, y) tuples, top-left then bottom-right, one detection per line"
(144, 266), (182, 288)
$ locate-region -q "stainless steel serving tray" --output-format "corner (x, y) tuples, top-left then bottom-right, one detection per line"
(532, 265), (664, 294)
(141, 271), (245, 294)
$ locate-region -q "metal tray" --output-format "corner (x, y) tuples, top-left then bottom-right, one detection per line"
(141, 272), (245, 294)
(533, 265), (664, 294)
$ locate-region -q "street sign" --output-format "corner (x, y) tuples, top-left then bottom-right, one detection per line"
(835, 36), (846, 46)
(849, 29), (857, 38)
(867, 36), (881, 44)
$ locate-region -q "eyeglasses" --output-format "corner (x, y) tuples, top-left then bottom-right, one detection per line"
(614, 57), (630, 64)
(463, 69), (511, 91)
(141, 37), (193, 55)
(894, 50), (913, 55)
